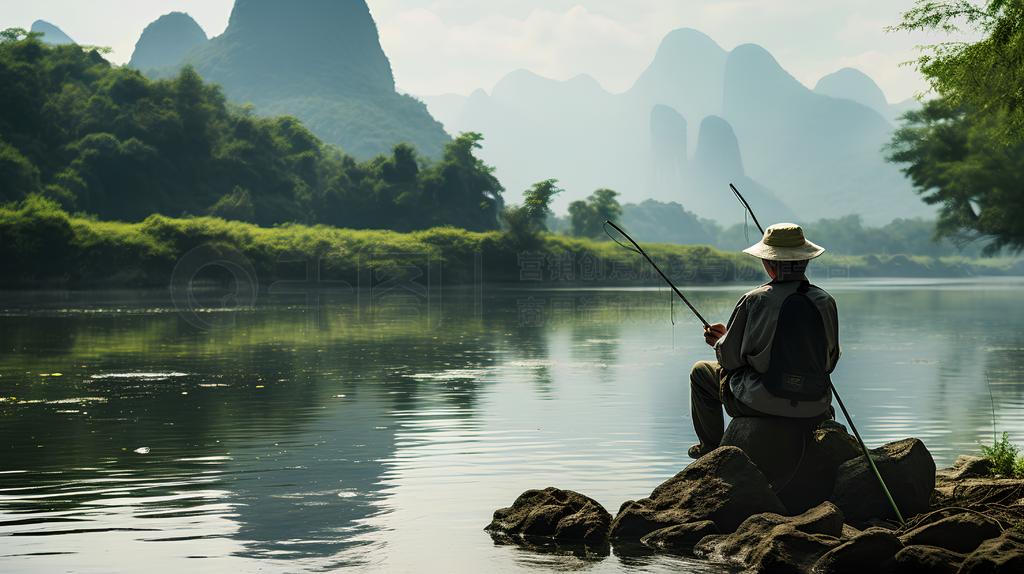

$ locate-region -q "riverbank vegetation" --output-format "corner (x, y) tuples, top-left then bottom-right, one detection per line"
(980, 432), (1024, 478)
(0, 36), (502, 232)
(3, 195), (1022, 288)
(886, 0), (1024, 255)
(2, 31), (1021, 288)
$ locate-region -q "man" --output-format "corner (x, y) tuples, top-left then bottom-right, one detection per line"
(688, 223), (840, 459)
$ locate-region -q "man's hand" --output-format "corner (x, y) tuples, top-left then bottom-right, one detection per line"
(704, 323), (726, 347)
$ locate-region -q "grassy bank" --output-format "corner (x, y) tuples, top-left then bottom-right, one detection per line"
(2, 197), (1021, 289)
(0, 196), (759, 288)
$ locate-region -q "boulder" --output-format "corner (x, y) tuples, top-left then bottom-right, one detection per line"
(936, 454), (993, 480)
(880, 545), (966, 574)
(692, 502), (845, 571)
(485, 487), (611, 542)
(957, 528), (1024, 574)
(898, 510), (1003, 554)
(812, 529), (904, 573)
(931, 469), (1024, 508)
(639, 520), (720, 549)
(721, 418), (862, 514)
(609, 446), (786, 540)
(829, 438), (935, 524)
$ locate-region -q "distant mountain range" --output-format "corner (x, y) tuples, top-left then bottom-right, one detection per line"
(142, 0), (450, 161)
(421, 28), (927, 226)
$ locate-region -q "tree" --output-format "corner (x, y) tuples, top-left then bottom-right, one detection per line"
(0, 28), (43, 43)
(884, 97), (1024, 254)
(888, 0), (1024, 140)
(568, 188), (622, 238)
(522, 178), (563, 231)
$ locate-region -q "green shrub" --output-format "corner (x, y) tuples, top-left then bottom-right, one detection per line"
(979, 431), (1024, 477)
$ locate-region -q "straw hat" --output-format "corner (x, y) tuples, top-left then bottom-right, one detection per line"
(742, 223), (824, 261)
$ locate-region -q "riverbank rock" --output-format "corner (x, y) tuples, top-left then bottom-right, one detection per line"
(880, 545), (967, 574)
(484, 486), (611, 542)
(897, 509), (1003, 554)
(692, 502), (845, 571)
(487, 448), (1024, 573)
(956, 528), (1024, 573)
(812, 528), (904, 573)
(721, 417), (862, 514)
(830, 438), (935, 524)
(939, 454), (993, 480)
(639, 520), (720, 550)
(609, 446), (786, 540)
(932, 456), (1024, 509)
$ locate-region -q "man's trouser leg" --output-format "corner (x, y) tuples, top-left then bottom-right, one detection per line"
(689, 361), (766, 450)
(689, 360), (728, 450)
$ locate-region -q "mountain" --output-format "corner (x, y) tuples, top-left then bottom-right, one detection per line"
(425, 28), (929, 226)
(721, 44), (921, 221)
(129, 12), (207, 72)
(813, 67), (919, 124)
(30, 21), (75, 45)
(624, 28), (729, 147)
(150, 0), (450, 160)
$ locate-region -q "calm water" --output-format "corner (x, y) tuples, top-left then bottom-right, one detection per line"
(2, 278), (1024, 573)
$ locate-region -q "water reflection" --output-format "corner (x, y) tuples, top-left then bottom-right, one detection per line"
(1, 281), (1023, 572)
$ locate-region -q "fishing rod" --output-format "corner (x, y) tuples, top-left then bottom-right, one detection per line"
(728, 183), (906, 525)
(603, 220), (711, 330)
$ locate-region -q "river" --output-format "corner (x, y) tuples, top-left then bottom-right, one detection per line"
(2, 277), (1023, 572)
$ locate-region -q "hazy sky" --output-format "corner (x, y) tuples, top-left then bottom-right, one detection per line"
(1, 1), (971, 104)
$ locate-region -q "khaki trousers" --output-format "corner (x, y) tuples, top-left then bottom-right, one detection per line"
(689, 360), (771, 450)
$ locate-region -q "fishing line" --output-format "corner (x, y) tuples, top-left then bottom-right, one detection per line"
(603, 221), (710, 329)
(727, 182), (906, 526)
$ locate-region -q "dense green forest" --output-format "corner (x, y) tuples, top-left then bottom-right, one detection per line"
(0, 37), (502, 232)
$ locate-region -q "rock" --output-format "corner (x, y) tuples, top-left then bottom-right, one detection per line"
(898, 510), (1003, 554)
(721, 418), (862, 514)
(640, 520), (720, 549)
(485, 487), (611, 542)
(830, 438), (935, 524)
(931, 472), (1024, 508)
(812, 529), (904, 573)
(609, 446), (786, 540)
(936, 454), (993, 480)
(693, 502), (845, 571)
(957, 528), (1024, 573)
(840, 523), (862, 540)
(880, 545), (966, 574)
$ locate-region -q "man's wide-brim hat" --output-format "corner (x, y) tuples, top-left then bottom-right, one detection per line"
(743, 223), (824, 261)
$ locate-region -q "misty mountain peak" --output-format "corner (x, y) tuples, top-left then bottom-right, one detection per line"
(149, 0), (448, 160)
(211, 0), (396, 93)
(724, 43), (805, 102)
(814, 67), (892, 122)
(628, 27), (728, 134)
(654, 28), (724, 59)
(30, 21), (75, 45)
(694, 115), (743, 178)
(129, 12), (207, 72)
(491, 69), (609, 107)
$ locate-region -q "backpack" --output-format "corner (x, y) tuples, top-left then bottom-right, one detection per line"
(761, 282), (832, 403)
